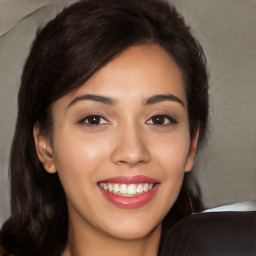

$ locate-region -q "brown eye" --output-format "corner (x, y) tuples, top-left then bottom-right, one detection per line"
(147, 114), (177, 126)
(151, 116), (166, 125)
(81, 115), (108, 126)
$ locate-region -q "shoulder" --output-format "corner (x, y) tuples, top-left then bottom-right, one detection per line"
(165, 211), (256, 256)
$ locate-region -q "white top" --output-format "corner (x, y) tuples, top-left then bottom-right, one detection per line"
(204, 200), (256, 212)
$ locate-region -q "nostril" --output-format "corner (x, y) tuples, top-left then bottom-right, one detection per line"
(116, 159), (148, 167)
(116, 160), (127, 165)
(110, 133), (151, 165)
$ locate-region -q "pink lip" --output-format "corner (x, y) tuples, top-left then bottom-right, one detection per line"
(99, 175), (160, 184)
(98, 175), (160, 209)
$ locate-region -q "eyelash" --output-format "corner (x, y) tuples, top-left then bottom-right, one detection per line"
(78, 115), (109, 127)
(78, 114), (177, 127)
(146, 114), (178, 126)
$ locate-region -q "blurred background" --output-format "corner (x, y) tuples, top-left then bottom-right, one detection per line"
(1, 0), (256, 225)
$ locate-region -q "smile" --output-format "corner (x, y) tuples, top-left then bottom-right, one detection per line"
(98, 175), (160, 209)
(99, 182), (154, 197)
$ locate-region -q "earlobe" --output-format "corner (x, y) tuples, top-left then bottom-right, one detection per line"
(184, 128), (200, 172)
(33, 123), (57, 173)
(43, 160), (57, 174)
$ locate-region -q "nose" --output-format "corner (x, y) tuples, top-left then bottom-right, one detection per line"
(110, 124), (150, 167)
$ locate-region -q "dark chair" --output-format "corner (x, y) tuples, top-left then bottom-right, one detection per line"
(164, 211), (256, 256)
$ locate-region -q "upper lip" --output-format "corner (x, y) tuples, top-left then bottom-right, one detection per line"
(98, 175), (160, 184)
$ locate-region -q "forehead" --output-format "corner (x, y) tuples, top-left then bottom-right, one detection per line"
(65, 44), (187, 107)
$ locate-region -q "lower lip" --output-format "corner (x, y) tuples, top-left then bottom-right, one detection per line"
(99, 185), (160, 209)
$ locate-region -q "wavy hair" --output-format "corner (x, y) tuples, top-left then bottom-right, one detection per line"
(0, 0), (209, 255)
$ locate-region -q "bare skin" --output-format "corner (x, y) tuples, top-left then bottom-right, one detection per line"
(34, 44), (199, 256)
(62, 221), (160, 256)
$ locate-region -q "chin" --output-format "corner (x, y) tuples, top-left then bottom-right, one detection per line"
(105, 221), (161, 240)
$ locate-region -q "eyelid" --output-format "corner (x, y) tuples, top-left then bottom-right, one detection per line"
(78, 114), (110, 126)
(146, 114), (178, 126)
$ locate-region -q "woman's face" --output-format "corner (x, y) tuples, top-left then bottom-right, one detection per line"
(35, 44), (198, 240)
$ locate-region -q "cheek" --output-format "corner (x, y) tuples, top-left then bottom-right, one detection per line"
(52, 129), (110, 193)
(150, 129), (190, 206)
(152, 128), (190, 173)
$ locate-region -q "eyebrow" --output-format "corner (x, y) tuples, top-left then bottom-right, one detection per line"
(67, 94), (117, 109)
(144, 94), (185, 106)
(67, 93), (184, 109)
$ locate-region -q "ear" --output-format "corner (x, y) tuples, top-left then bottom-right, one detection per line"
(33, 123), (57, 173)
(184, 127), (200, 172)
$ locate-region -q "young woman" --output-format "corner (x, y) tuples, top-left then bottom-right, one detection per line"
(0, 0), (209, 255)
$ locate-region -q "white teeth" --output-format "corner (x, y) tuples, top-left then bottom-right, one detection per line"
(143, 183), (149, 192)
(136, 184), (143, 193)
(100, 182), (154, 196)
(108, 183), (113, 192)
(128, 184), (136, 195)
(113, 184), (119, 193)
(120, 184), (128, 193)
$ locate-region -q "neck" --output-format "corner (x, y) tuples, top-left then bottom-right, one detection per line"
(62, 218), (161, 256)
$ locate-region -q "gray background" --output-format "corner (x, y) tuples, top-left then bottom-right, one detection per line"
(1, 0), (256, 226)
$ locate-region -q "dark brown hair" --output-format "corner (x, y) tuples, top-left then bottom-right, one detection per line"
(0, 0), (208, 255)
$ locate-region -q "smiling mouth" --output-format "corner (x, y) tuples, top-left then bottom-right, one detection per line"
(99, 182), (154, 197)
(98, 176), (160, 209)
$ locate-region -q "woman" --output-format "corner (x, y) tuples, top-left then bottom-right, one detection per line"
(0, 0), (208, 255)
